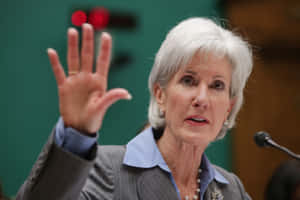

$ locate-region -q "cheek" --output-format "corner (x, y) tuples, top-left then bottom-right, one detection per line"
(211, 94), (230, 117)
(164, 91), (190, 120)
(166, 92), (189, 110)
(216, 98), (231, 120)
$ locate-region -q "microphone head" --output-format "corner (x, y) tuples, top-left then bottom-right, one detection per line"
(254, 131), (271, 147)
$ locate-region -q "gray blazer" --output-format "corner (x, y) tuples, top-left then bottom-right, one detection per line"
(17, 130), (251, 200)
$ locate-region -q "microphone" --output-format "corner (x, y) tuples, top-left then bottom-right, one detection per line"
(254, 131), (300, 161)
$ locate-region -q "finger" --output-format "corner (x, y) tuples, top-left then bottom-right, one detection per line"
(95, 88), (131, 114)
(96, 32), (112, 79)
(67, 28), (80, 75)
(47, 48), (66, 86)
(81, 23), (94, 73)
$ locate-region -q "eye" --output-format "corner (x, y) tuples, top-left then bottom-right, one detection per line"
(211, 80), (225, 90)
(180, 75), (197, 86)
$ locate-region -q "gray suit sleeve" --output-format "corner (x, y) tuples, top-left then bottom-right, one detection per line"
(16, 129), (115, 200)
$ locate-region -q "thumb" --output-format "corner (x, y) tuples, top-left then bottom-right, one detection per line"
(96, 88), (132, 114)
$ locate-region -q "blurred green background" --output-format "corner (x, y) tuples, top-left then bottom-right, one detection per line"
(0, 0), (229, 196)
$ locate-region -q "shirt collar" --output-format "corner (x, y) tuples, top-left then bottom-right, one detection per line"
(200, 152), (229, 184)
(123, 127), (228, 184)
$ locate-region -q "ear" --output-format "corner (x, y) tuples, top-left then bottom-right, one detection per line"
(153, 83), (166, 112)
(224, 97), (236, 123)
(227, 97), (237, 114)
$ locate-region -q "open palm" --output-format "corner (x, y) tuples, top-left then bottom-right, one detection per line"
(47, 24), (131, 134)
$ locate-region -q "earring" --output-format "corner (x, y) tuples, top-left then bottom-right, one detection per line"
(223, 120), (229, 127)
(159, 108), (165, 117)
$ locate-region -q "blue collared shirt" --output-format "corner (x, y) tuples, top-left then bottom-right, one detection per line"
(55, 118), (229, 200)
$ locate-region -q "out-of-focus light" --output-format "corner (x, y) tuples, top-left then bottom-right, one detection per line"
(71, 10), (87, 27)
(88, 7), (109, 30)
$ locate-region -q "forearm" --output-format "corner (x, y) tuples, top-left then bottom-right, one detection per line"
(16, 128), (97, 200)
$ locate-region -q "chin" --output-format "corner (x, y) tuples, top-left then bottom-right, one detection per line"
(180, 130), (213, 147)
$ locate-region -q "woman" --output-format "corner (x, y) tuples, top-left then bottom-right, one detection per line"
(17, 17), (253, 200)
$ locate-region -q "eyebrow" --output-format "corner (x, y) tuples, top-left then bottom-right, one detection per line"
(214, 75), (226, 80)
(184, 70), (197, 75)
(184, 70), (226, 79)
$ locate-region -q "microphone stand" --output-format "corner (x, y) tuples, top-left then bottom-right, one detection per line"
(266, 138), (300, 161)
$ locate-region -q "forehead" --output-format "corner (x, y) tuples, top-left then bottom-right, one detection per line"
(178, 51), (232, 77)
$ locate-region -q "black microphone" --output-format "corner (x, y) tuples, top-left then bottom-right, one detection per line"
(254, 131), (300, 161)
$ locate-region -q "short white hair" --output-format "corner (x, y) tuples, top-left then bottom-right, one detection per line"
(148, 17), (253, 139)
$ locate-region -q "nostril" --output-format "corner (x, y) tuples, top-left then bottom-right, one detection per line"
(193, 102), (200, 107)
(192, 100), (208, 110)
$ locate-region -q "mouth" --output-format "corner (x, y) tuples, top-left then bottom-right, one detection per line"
(185, 116), (209, 126)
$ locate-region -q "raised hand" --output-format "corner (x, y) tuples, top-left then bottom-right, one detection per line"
(47, 24), (131, 134)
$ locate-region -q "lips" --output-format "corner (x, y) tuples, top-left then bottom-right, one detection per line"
(185, 115), (210, 126)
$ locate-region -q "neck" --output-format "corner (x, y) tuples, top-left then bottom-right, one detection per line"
(157, 128), (205, 185)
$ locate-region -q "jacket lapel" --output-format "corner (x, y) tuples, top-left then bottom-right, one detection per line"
(137, 167), (179, 200)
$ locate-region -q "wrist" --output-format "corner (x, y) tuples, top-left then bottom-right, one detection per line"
(64, 123), (97, 136)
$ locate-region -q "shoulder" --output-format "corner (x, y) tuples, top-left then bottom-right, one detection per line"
(95, 145), (126, 169)
(212, 164), (245, 188)
(211, 165), (252, 200)
(213, 165), (239, 184)
(97, 145), (126, 155)
(97, 145), (126, 158)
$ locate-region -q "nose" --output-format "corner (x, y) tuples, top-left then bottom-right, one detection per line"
(192, 84), (209, 109)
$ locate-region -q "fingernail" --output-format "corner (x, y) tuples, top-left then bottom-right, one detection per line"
(101, 32), (107, 38)
(83, 23), (92, 29)
(68, 27), (77, 34)
(47, 48), (54, 53)
(126, 93), (132, 100)
(102, 32), (111, 39)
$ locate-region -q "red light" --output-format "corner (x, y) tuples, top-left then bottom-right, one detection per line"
(71, 10), (87, 27)
(88, 7), (109, 30)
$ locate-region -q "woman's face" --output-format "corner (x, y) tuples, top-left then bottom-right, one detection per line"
(155, 52), (235, 147)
